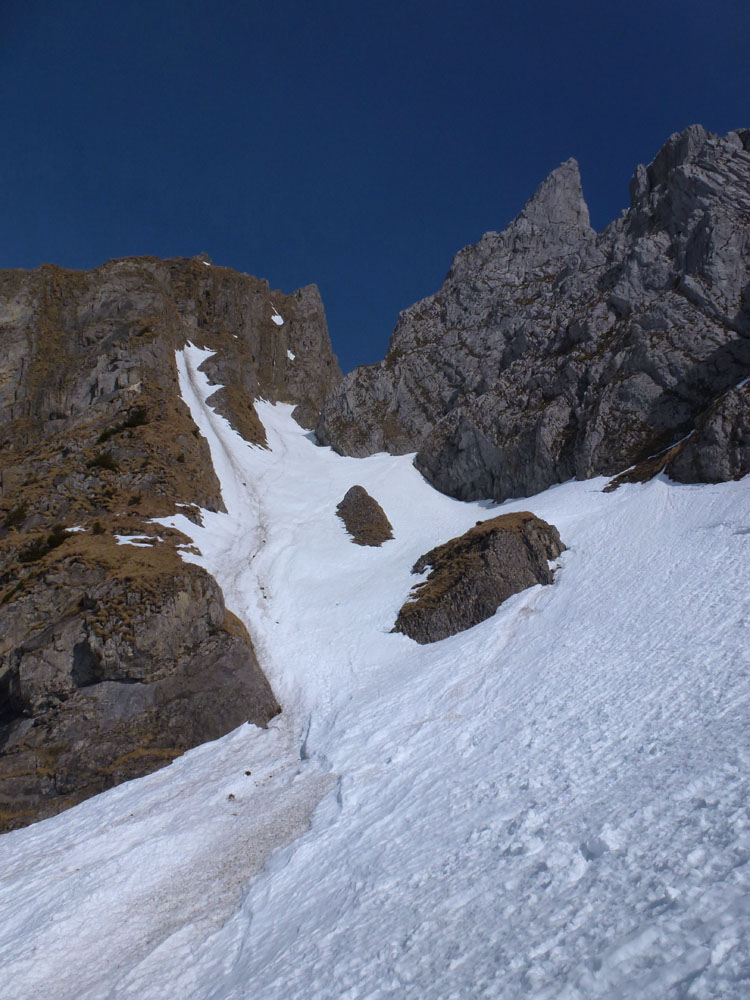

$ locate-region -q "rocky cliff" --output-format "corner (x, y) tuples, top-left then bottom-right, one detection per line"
(318, 126), (750, 500)
(0, 254), (341, 830)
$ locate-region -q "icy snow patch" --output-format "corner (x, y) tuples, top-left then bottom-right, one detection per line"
(114, 534), (160, 547)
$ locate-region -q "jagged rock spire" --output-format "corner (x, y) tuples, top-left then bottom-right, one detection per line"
(318, 126), (750, 500)
(494, 157), (593, 259)
(515, 157), (591, 231)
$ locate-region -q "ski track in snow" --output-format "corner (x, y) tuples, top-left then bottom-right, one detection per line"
(1, 342), (749, 999)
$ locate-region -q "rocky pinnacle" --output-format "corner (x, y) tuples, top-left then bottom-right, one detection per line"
(318, 126), (750, 500)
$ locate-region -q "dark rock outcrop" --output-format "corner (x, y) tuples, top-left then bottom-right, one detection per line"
(0, 254), (340, 830)
(666, 380), (750, 483)
(393, 512), (564, 644)
(0, 543), (279, 831)
(336, 486), (394, 546)
(318, 126), (750, 500)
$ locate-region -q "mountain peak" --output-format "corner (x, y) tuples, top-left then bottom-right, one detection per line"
(516, 157), (591, 232)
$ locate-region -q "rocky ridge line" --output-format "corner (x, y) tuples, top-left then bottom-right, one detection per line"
(318, 126), (750, 501)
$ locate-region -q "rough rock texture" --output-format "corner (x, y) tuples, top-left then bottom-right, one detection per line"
(667, 381), (750, 483)
(0, 545), (278, 830)
(0, 254), (340, 830)
(319, 127), (750, 500)
(335, 485), (394, 546)
(393, 512), (564, 644)
(0, 254), (341, 456)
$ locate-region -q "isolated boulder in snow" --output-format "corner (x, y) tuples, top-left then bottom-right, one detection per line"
(393, 512), (564, 644)
(336, 485), (394, 546)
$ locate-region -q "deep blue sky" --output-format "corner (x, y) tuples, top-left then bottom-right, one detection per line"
(2, 1), (749, 372)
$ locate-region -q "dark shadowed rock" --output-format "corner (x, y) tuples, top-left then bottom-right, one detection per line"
(666, 381), (750, 483)
(319, 126), (750, 500)
(393, 512), (564, 644)
(336, 486), (394, 546)
(291, 400), (322, 430)
(602, 379), (750, 492)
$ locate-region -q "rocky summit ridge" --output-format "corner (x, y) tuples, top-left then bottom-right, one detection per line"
(317, 125), (750, 501)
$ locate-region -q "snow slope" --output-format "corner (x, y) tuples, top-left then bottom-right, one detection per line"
(1, 343), (749, 999)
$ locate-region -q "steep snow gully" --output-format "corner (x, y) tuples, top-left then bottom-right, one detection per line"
(1, 343), (749, 999)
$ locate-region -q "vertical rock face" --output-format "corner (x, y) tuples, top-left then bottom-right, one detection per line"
(0, 255), (341, 454)
(0, 546), (279, 830)
(0, 255), (341, 831)
(318, 126), (750, 500)
(666, 382), (750, 483)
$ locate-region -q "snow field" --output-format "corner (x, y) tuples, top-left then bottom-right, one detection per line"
(1, 342), (748, 999)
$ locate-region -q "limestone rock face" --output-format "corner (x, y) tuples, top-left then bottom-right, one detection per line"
(318, 126), (750, 500)
(392, 512), (564, 644)
(0, 255), (340, 830)
(667, 381), (750, 483)
(336, 486), (394, 546)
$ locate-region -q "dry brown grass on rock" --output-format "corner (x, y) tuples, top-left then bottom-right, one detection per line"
(0, 253), (344, 832)
(393, 511), (565, 644)
(336, 485), (394, 546)
(603, 437), (689, 492)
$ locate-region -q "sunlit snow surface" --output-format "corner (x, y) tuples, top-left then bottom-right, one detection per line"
(1, 343), (749, 999)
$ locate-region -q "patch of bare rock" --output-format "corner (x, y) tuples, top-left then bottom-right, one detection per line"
(393, 512), (564, 644)
(336, 485), (394, 546)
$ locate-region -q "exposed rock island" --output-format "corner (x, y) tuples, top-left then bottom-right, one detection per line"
(393, 512), (564, 644)
(336, 485), (394, 547)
